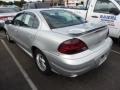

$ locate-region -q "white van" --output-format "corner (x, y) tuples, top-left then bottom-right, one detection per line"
(65, 0), (120, 41)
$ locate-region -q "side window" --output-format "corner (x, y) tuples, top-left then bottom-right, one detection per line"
(13, 13), (24, 26)
(23, 14), (34, 27)
(94, 0), (118, 14)
(22, 13), (39, 29)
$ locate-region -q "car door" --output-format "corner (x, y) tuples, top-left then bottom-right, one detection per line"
(7, 13), (24, 42)
(15, 12), (40, 52)
(87, 0), (120, 38)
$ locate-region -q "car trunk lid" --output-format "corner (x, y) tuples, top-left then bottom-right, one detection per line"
(52, 22), (108, 49)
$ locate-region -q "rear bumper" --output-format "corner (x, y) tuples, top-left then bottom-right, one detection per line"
(44, 37), (113, 77)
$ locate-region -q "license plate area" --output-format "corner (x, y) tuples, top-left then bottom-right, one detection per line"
(95, 54), (108, 66)
(99, 55), (107, 65)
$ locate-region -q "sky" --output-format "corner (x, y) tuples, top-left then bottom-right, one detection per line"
(1, 0), (42, 2)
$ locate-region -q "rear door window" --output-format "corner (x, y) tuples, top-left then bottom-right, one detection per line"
(22, 13), (39, 29)
(23, 14), (34, 27)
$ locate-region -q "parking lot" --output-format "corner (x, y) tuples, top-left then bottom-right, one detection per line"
(0, 30), (120, 90)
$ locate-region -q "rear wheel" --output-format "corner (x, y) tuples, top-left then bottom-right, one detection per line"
(118, 36), (120, 45)
(33, 49), (51, 75)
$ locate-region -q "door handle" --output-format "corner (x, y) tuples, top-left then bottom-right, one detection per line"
(91, 16), (98, 18)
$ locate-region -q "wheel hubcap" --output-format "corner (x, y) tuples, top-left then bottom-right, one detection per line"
(36, 54), (46, 71)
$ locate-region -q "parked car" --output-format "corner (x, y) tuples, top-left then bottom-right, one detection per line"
(5, 9), (112, 77)
(0, 7), (18, 30)
(4, 5), (21, 11)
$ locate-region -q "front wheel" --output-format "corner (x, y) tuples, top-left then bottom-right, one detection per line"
(34, 49), (51, 75)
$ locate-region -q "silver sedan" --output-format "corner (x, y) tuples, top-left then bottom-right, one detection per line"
(5, 9), (113, 77)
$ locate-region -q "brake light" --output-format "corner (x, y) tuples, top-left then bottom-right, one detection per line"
(58, 38), (88, 54)
(0, 16), (14, 21)
(0, 16), (8, 20)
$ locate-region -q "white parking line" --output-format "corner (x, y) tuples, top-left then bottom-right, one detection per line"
(112, 50), (120, 55)
(0, 40), (38, 90)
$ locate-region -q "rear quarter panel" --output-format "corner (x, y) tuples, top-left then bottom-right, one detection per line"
(32, 30), (72, 55)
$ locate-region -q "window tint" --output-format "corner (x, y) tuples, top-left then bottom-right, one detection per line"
(94, 0), (117, 14)
(22, 13), (39, 29)
(13, 13), (24, 26)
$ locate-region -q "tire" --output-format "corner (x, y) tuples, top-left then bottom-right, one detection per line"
(33, 49), (51, 75)
(5, 31), (13, 43)
(118, 36), (120, 45)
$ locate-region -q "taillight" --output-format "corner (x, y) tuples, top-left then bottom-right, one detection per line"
(0, 16), (8, 21)
(0, 16), (14, 21)
(58, 38), (88, 54)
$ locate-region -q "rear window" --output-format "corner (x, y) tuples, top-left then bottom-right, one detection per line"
(41, 10), (86, 29)
(0, 8), (18, 13)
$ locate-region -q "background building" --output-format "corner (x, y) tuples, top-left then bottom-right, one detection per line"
(43, 0), (84, 6)
(43, 0), (63, 5)
(64, 0), (84, 7)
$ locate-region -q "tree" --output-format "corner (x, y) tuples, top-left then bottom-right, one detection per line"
(20, 0), (26, 7)
(67, 0), (68, 6)
(0, 1), (7, 5)
(59, 0), (63, 5)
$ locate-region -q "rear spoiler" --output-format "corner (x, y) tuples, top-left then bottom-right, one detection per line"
(69, 26), (107, 36)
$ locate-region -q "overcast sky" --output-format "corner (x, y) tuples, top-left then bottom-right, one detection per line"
(1, 0), (42, 2)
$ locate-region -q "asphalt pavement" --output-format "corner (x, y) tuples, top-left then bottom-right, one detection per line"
(0, 31), (120, 90)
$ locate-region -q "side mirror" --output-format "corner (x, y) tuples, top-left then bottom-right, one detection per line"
(5, 20), (12, 24)
(109, 8), (120, 15)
